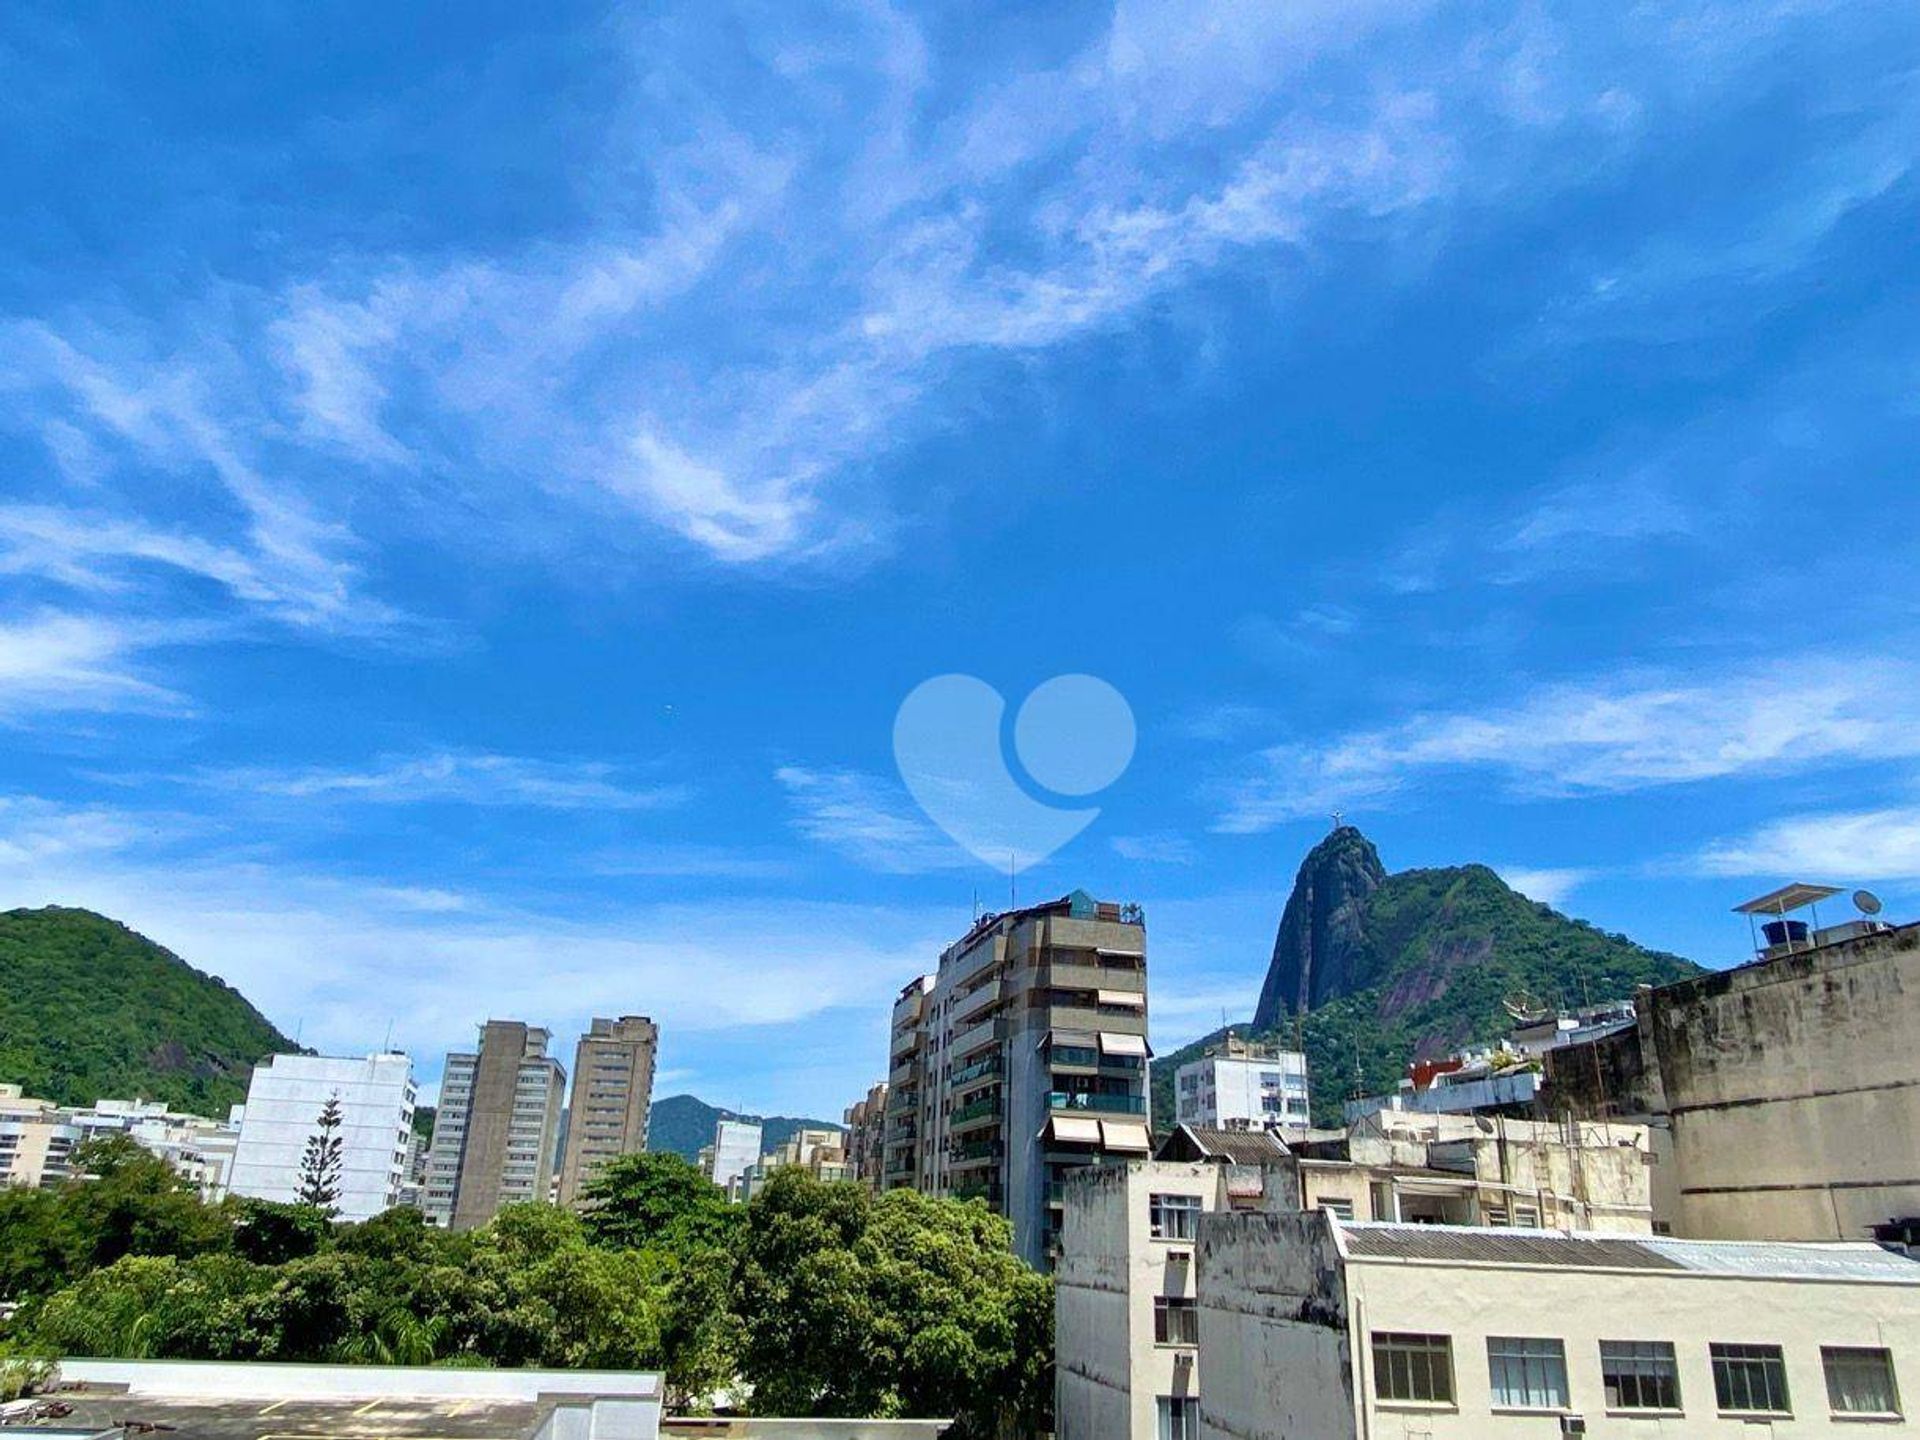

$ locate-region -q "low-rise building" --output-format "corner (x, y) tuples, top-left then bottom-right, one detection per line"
(0, 1085), (79, 1189)
(1197, 1212), (1920, 1439)
(1173, 1036), (1310, 1138)
(230, 1053), (416, 1222)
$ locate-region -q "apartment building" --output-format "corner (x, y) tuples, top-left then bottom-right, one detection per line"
(882, 977), (933, 1193)
(1197, 1211), (1920, 1439)
(842, 1082), (888, 1191)
(229, 1053), (416, 1222)
(557, 1015), (659, 1206)
(739, 1126), (851, 1199)
(706, 1118), (763, 1199)
(1173, 1036), (1311, 1139)
(1545, 890), (1920, 1241)
(424, 1021), (566, 1230)
(0, 1084), (79, 1188)
(889, 890), (1152, 1268)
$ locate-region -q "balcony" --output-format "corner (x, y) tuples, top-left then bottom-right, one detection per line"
(952, 979), (1004, 1025)
(949, 1094), (1001, 1130)
(889, 1056), (920, 1087)
(949, 1138), (1004, 1166)
(948, 1014), (1004, 1061)
(951, 1181), (1005, 1207)
(1046, 1090), (1147, 1116)
(950, 1054), (1003, 1092)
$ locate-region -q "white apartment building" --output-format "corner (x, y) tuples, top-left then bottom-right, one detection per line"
(229, 1053), (416, 1222)
(1198, 1211), (1920, 1439)
(1173, 1039), (1310, 1138)
(0, 1084), (80, 1188)
(709, 1118), (763, 1198)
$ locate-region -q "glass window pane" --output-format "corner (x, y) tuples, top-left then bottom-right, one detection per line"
(1825, 1347), (1901, 1415)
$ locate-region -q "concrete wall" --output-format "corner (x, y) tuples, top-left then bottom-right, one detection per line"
(1193, 1211), (1355, 1440)
(56, 1359), (661, 1402)
(1344, 1250), (1920, 1438)
(1651, 923), (1920, 1240)
(1056, 1160), (1215, 1440)
(659, 1424), (949, 1438)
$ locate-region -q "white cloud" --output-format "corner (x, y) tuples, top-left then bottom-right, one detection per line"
(1111, 832), (1198, 865)
(775, 765), (971, 874)
(190, 751), (688, 812)
(1218, 658), (1920, 830)
(1696, 807), (1920, 882)
(0, 610), (186, 720)
(1495, 865), (1593, 907)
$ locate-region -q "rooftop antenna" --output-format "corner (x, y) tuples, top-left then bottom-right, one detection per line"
(1009, 851), (1017, 911)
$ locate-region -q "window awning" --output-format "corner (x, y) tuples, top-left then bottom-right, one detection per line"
(1101, 1120), (1152, 1153)
(1096, 947), (1145, 959)
(1097, 989), (1146, 1009)
(1099, 1031), (1149, 1057)
(1046, 1115), (1103, 1144)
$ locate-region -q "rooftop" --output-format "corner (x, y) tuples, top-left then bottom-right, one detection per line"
(1156, 1124), (1294, 1165)
(1338, 1222), (1920, 1283)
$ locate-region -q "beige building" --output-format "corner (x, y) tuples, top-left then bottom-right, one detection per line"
(739, 1126), (850, 1199)
(557, 1015), (659, 1206)
(1198, 1210), (1920, 1439)
(1062, 1119), (1656, 1440)
(842, 1082), (888, 1191)
(424, 1020), (567, 1229)
(882, 977), (933, 1192)
(0, 1084), (79, 1188)
(1546, 893), (1920, 1242)
(887, 890), (1152, 1268)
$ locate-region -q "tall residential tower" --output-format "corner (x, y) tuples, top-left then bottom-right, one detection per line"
(423, 1020), (566, 1229)
(557, 1015), (660, 1206)
(888, 890), (1151, 1267)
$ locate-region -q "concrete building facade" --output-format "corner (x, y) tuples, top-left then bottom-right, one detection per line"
(557, 1015), (659, 1206)
(881, 977), (933, 1193)
(0, 1084), (80, 1188)
(1546, 911), (1920, 1242)
(887, 890), (1152, 1268)
(228, 1053), (416, 1222)
(424, 1021), (565, 1229)
(708, 1117), (763, 1198)
(842, 1082), (889, 1191)
(1173, 1037), (1310, 1138)
(1196, 1211), (1920, 1439)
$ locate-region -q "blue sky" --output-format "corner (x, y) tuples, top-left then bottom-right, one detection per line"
(2, 1), (1917, 1119)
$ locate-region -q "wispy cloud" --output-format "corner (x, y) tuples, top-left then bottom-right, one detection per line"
(0, 610), (187, 720)
(1218, 658), (1920, 830)
(1696, 806), (1920, 882)
(775, 765), (970, 873)
(1111, 832), (1198, 865)
(1495, 865), (1594, 907)
(188, 751), (688, 812)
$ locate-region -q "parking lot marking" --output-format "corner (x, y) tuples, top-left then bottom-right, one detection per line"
(351, 1400), (383, 1417)
(258, 1401), (290, 1416)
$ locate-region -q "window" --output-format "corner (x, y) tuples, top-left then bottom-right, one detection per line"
(1711, 1343), (1791, 1415)
(1824, 1346), (1901, 1416)
(1156, 1396), (1198, 1440)
(1150, 1192), (1204, 1241)
(1601, 1340), (1682, 1412)
(1372, 1332), (1454, 1405)
(1487, 1337), (1569, 1411)
(1513, 1204), (1540, 1228)
(1483, 1205), (1509, 1227)
(1318, 1197), (1355, 1221)
(1155, 1296), (1199, 1346)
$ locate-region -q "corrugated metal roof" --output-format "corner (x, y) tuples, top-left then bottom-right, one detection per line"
(1340, 1224), (1920, 1283)
(1165, 1126), (1294, 1164)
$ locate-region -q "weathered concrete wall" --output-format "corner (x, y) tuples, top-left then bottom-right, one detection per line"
(1194, 1211), (1356, 1440)
(1651, 924), (1920, 1240)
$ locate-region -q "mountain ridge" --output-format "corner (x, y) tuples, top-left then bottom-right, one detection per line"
(647, 1092), (846, 1162)
(0, 905), (298, 1115)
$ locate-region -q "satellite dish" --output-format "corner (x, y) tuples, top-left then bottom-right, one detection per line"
(1855, 890), (1884, 917)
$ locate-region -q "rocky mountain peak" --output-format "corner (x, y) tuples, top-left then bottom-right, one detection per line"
(1251, 825), (1387, 1030)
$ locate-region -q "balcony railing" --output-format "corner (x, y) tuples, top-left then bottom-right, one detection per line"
(950, 1054), (1003, 1091)
(1047, 1090), (1147, 1116)
(949, 1138), (1004, 1164)
(950, 1094), (1000, 1126)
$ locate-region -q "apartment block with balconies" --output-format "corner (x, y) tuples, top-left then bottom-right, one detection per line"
(890, 889), (1151, 1269)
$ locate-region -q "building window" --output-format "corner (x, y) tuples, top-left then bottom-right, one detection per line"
(1711, 1343), (1791, 1415)
(1372, 1333), (1454, 1405)
(1487, 1337), (1569, 1411)
(1156, 1396), (1198, 1440)
(1512, 1204), (1540, 1228)
(1824, 1346), (1901, 1417)
(1150, 1193), (1204, 1242)
(1318, 1197), (1355, 1221)
(1601, 1340), (1681, 1412)
(1155, 1297), (1199, 1347)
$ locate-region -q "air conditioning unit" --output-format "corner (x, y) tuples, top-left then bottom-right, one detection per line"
(1559, 1417), (1587, 1436)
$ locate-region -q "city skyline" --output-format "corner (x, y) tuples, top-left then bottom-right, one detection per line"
(2, 1), (1918, 1118)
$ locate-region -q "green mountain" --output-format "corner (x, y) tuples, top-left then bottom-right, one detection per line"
(0, 906), (298, 1116)
(1153, 829), (1702, 1128)
(648, 1092), (844, 1162)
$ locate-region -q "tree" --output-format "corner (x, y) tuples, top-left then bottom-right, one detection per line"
(731, 1170), (1051, 1438)
(297, 1096), (345, 1213)
(580, 1152), (737, 1257)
